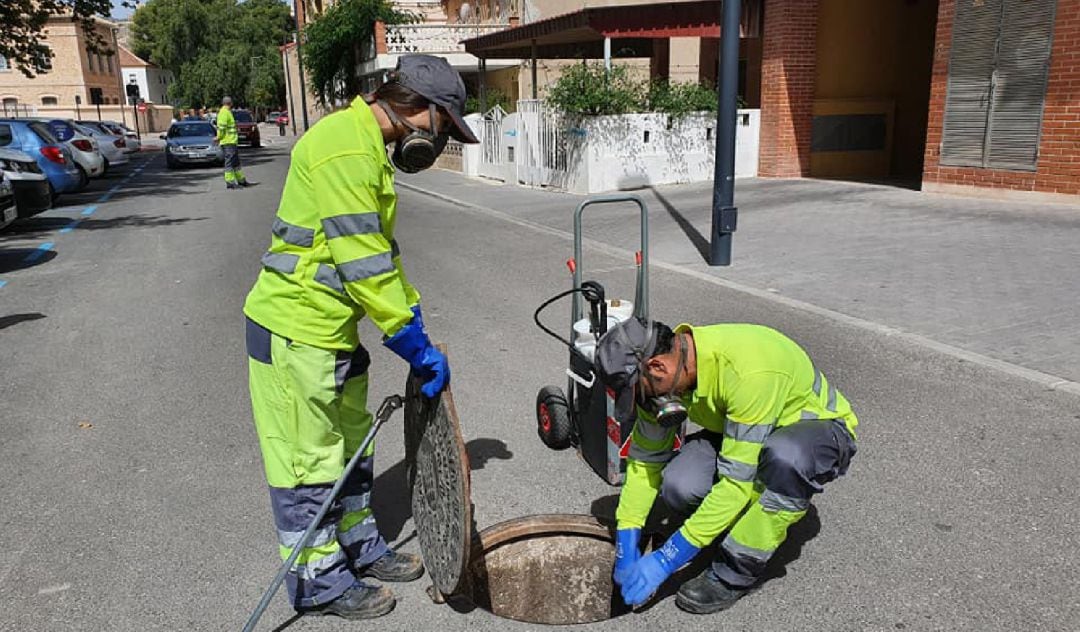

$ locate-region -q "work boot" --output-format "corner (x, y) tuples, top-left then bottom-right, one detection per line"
(357, 549), (425, 582)
(298, 581), (395, 620)
(226, 182), (239, 190)
(675, 569), (754, 614)
(238, 179), (251, 187)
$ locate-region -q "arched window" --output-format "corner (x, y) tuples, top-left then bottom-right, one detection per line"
(41, 96), (58, 106)
(2, 97), (18, 116)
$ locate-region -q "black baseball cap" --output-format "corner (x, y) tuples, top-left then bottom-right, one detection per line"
(594, 318), (660, 425)
(391, 54), (479, 144)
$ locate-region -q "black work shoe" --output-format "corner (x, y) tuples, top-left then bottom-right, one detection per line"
(675, 570), (754, 614)
(299, 581), (395, 620)
(226, 182), (239, 190)
(238, 180), (251, 187)
(357, 550), (425, 583)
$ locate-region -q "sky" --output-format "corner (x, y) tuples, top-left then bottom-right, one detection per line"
(112, 1), (135, 19)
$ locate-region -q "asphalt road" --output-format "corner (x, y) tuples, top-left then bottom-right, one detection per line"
(1, 136), (1077, 631)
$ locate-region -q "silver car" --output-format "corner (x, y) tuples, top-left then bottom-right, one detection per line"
(0, 146), (51, 218)
(163, 121), (223, 168)
(74, 122), (130, 172)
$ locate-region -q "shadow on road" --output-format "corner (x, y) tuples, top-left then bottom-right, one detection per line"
(648, 186), (711, 263)
(0, 247), (58, 273)
(0, 312), (46, 330)
(1, 215), (207, 243)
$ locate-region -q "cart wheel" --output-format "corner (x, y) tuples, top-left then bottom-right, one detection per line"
(536, 385), (572, 450)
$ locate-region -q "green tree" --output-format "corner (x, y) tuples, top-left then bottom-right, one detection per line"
(0, 0), (135, 77)
(132, 0), (292, 109)
(546, 63), (644, 116)
(301, 0), (416, 107)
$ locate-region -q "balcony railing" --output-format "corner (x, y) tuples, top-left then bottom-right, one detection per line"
(382, 23), (508, 55)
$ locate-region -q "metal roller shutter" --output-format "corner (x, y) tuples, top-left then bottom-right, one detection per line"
(941, 0), (1002, 167)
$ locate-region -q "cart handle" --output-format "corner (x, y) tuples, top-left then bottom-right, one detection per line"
(571, 194), (650, 327)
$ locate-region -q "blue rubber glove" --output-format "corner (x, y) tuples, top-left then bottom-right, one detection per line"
(613, 528), (641, 586)
(621, 530), (699, 606)
(383, 312), (450, 398)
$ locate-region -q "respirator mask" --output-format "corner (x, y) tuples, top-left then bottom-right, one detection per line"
(379, 99), (449, 174)
(618, 320), (689, 429)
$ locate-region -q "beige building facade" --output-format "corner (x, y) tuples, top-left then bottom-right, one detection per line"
(0, 15), (125, 115)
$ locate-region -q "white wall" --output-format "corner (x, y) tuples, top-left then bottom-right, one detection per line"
(120, 66), (174, 105)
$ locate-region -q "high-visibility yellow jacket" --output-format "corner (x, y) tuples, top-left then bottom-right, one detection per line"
(243, 97), (419, 351)
(615, 323), (858, 548)
(216, 106), (238, 146)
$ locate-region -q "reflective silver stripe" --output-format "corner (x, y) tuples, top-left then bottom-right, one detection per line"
(827, 383), (837, 412)
(314, 263), (345, 293)
(635, 419), (671, 442)
(338, 252), (395, 282)
(292, 549), (346, 580)
(800, 410), (820, 421)
(759, 489), (810, 513)
(338, 514), (377, 547)
(322, 213), (382, 239)
(341, 492), (372, 514)
(724, 418), (773, 444)
(716, 456), (757, 482)
(721, 534), (773, 562)
(628, 442), (675, 463)
(391, 239), (400, 258)
(278, 524), (337, 550)
(261, 251), (299, 274)
(812, 368), (822, 396)
(271, 217), (315, 247)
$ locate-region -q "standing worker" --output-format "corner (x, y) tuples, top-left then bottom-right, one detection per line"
(596, 318), (858, 613)
(243, 54), (479, 619)
(214, 96), (248, 189)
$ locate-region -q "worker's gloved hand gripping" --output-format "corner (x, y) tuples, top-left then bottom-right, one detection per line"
(383, 306), (450, 398)
(613, 528), (641, 586)
(621, 530), (699, 606)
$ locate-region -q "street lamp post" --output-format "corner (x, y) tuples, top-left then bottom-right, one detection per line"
(709, 0), (741, 266)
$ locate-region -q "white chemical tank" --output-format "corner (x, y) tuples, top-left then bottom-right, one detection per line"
(572, 299), (634, 362)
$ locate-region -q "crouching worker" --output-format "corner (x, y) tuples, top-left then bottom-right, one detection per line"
(595, 318), (858, 613)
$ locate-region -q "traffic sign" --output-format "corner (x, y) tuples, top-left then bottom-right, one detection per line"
(137, 102), (147, 113)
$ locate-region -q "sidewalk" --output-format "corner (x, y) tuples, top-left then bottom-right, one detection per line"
(398, 169), (1080, 388)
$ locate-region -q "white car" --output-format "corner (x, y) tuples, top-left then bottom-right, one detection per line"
(102, 120), (141, 153)
(74, 122), (129, 172)
(41, 119), (105, 183)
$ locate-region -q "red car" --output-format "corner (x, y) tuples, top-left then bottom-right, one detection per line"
(275, 113), (289, 126)
(232, 109), (261, 148)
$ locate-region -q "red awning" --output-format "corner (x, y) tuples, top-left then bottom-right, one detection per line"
(462, 0), (760, 59)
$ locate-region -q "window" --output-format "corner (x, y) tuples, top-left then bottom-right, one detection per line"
(0, 56), (9, 72)
(940, 0), (1058, 171)
(0, 124), (13, 147)
(41, 96), (58, 106)
(2, 97), (17, 116)
(108, 55), (115, 74)
(87, 51), (95, 72)
(97, 54), (104, 73)
(35, 46), (51, 72)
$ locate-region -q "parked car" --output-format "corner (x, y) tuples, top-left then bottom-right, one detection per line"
(163, 121), (224, 168)
(85, 120), (141, 154)
(0, 147), (51, 218)
(276, 112), (289, 126)
(42, 119), (105, 184)
(266, 111), (281, 124)
(0, 118), (82, 197)
(0, 174), (16, 232)
(74, 122), (129, 172)
(232, 109), (261, 148)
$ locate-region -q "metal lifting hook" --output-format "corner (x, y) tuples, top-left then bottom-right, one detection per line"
(241, 394), (405, 632)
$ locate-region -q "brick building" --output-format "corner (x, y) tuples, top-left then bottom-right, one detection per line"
(0, 15), (124, 114)
(759, 0), (1077, 202)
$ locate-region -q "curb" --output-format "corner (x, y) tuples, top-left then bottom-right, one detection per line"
(397, 180), (1080, 399)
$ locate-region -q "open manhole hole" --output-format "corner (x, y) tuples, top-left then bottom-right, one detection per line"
(404, 355), (628, 625)
(467, 514), (628, 624)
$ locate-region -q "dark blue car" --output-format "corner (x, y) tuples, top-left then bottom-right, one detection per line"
(0, 118), (82, 197)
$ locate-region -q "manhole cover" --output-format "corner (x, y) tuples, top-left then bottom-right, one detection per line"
(404, 354), (472, 597)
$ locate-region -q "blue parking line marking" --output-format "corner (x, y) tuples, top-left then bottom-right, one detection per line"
(109, 184), (122, 194)
(98, 192), (112, 202)
(59, 220), (80, 234)
(81, 205), (97, 216)
(0, 280), (7, 289)
(23, 242), (54, 263)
